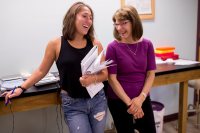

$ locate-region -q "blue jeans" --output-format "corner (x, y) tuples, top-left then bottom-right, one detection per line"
(60, 89), (107, 133)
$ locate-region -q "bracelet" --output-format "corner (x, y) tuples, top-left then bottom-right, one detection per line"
(17, 86), (26, 92)
(141, 92), (147, 98)
(94, 74), (98, 84)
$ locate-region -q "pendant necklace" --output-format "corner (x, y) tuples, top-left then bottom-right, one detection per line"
(126, 43), (138, 55)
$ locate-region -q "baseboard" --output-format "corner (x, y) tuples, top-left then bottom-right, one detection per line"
(164, 112), (196, 123)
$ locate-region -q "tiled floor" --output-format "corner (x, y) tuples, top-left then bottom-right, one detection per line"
(105, 115), (200, 133)
(163, 115), (200, 133)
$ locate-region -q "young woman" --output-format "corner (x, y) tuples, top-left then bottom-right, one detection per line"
(2, 2), (107, 133)
(106, 5), (156, 133)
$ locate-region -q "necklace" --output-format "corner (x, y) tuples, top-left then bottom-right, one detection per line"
(126, 43), (138, 55)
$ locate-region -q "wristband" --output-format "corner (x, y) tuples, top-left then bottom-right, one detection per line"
(17, 86), (26, 92)
(141, 92), (147, 98)
(94, 74), (97, 84)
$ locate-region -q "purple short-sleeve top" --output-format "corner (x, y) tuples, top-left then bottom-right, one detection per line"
(105, 38), (156, 99)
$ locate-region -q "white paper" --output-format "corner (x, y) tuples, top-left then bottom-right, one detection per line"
(156, 58), (175, 64)
(35, 73), (59, 86)
(0, 78), (24, 91)
(86, 82), (104, 98)
(86, 51), (109, 74)
(81, 46), (113, 98)
(81, 45), (98, 65)
(156, 58), (200, 65)
(174, 59), (200, 65)
(81, 46), (98, 75)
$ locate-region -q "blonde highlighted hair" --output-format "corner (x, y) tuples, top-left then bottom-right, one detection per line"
(62, 2), (95, 41)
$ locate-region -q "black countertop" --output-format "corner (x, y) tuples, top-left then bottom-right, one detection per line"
(155, 63), (200, 76)
(1, 63), (200, 101)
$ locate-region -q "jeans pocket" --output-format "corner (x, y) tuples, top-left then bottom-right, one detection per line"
(96, 89), (107, 102)
(98, 89), (106, 98)
(60, 92), (75, 106)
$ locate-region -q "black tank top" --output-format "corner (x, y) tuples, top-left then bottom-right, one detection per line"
(56, 36), (93, 98)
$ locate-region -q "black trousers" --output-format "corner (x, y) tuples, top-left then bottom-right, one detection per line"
(108, 96), (156, 133)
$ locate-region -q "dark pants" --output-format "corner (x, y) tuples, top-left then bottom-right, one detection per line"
(108, 96), (156, 133)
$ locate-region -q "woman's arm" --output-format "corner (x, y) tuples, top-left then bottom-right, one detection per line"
(139, 70), (155, 100)
(127, 70), (155, 118)
(2, 38), (59, 102)
(21, 39), (58, 89)
(94, 40), (108, 83)
(108, 74), (131, 106)
(79, 39), (108, 86)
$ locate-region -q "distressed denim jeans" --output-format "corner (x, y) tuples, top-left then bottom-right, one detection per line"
(60, 89), (107, 133)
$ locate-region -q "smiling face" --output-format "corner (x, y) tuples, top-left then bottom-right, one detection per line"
(114, 19), (132, 41)
(75, 6), (93, 37)
(62, 2), (94, 41)
(112, 6), (143, 42)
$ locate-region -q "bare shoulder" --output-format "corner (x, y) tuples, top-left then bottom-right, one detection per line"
(93, 39), (101, 46)
(45, 37), (61, 52)
(93, 39), (103, 52)
(47, 37), (61, 59)
(48, 37), (61, 47)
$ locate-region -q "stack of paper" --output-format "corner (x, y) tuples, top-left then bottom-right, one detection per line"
(0, 78), (24, 92)
(156, 58), (200, 65)
(81, 46), (113, 98)
(35, 73), (59, 86)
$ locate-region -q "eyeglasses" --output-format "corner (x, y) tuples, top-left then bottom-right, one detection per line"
(113, 20), (130, 28)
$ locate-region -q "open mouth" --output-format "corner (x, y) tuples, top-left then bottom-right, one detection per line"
(83, 24), (89, 29)
(120, 31), (127, 36)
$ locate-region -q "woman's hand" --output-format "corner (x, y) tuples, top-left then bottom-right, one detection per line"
(1, 87), (23, 105)
(79, 74), (95, 87)
(132, 107), (144, 119)
(127, 96), (145, 119)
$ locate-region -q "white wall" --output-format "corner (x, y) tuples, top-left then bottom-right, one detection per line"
(147, 0), (198, 115)
(143, 0), (197, 60)
(0, 0), (198, 132)
(0, 0), (118, 77)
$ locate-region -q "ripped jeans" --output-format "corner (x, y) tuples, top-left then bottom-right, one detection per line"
(60, 89), (107, 133)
